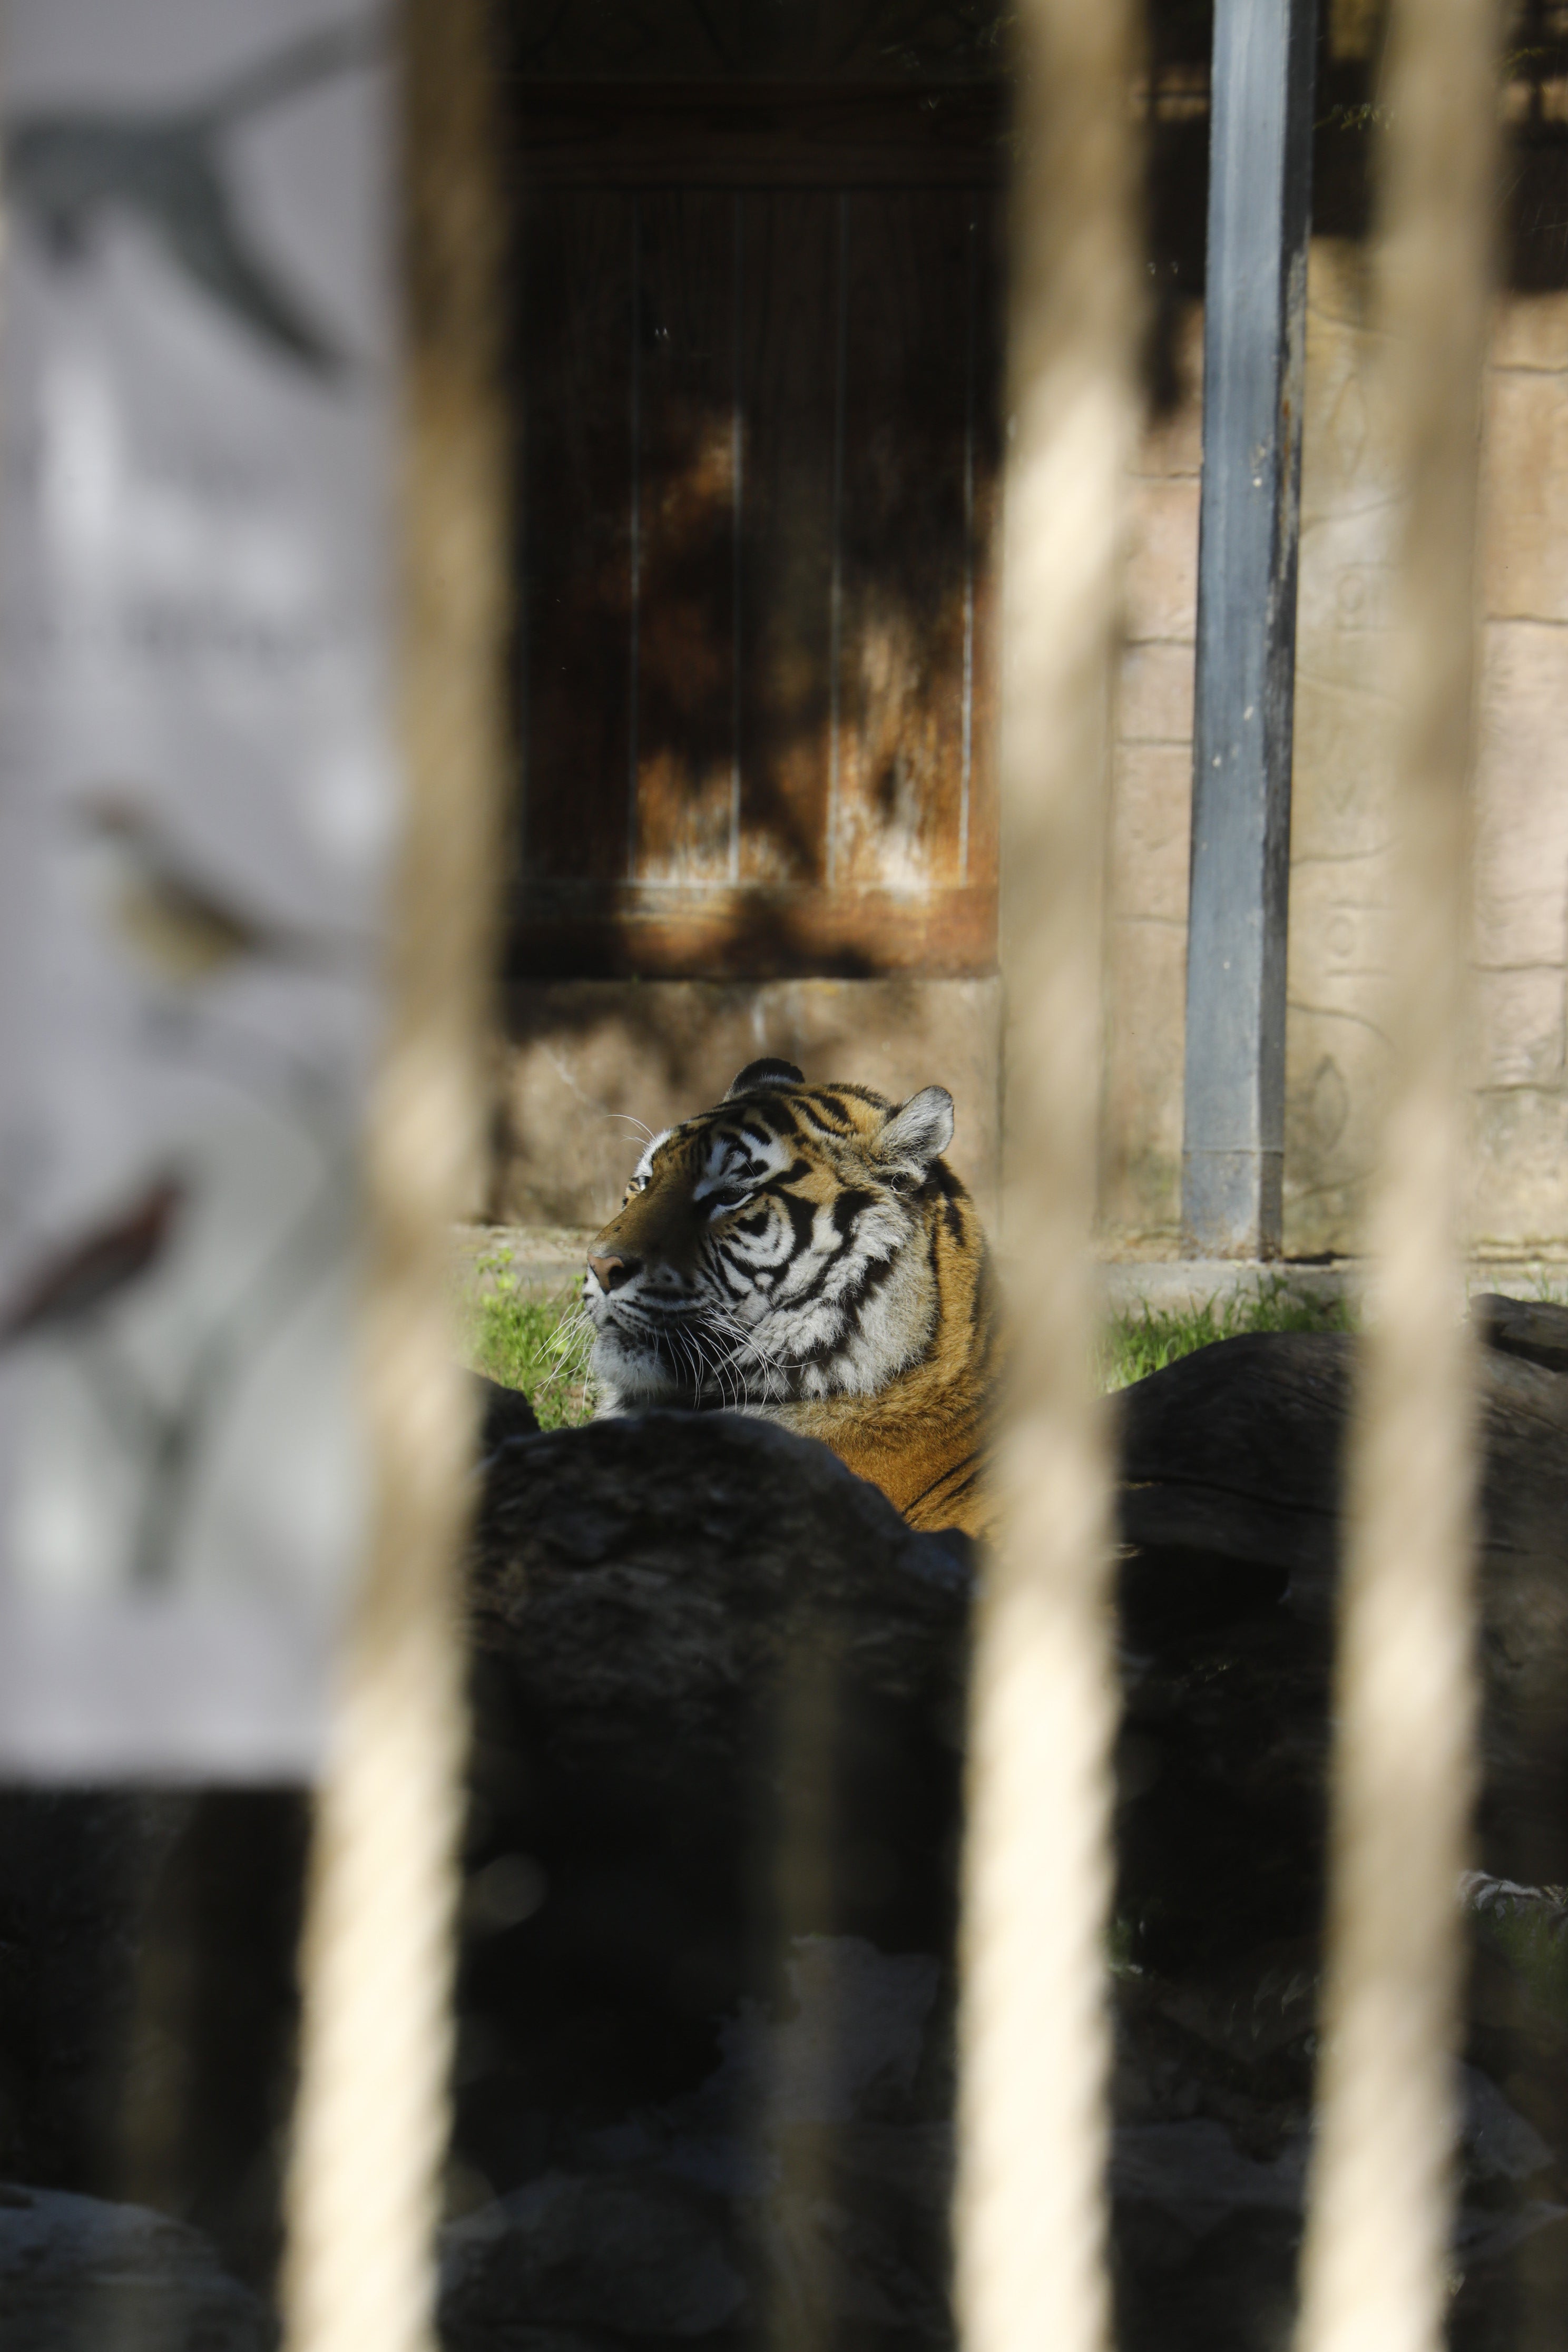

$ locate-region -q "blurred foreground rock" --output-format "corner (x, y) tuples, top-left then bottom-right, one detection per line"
(443, 1341), (1568, 2350)
(447, 1410), (970, 2350)
(6, 1320), (1568, 2347)
(0, 2181), (272, 2351)
(1110, 1327), (1568, 2349)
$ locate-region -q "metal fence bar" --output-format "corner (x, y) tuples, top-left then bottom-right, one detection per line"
(953, 0), (1141, 2341)
(1182, 0), (1317, 1261)
(1293, 0), (1495, 2343)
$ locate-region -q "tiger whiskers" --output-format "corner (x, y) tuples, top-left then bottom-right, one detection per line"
(550, 1304), (594, 1368)
(699, 1318), (741, 1410)
(699, 1301), (792, 1406)
(707, 1310), (772, 1402)
(675, 1327), (709, 1405)
(604, 1112), (656, 1143)
(692, 1308), (753, 1410)
(602, 1291), (795, 1414)
(659, 1317), (708, 1406)
(543, 1300), (596, 1409)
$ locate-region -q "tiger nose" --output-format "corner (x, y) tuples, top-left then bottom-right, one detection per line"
(589, 1252), (640, 1293)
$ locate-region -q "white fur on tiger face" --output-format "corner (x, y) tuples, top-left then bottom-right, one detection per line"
(583, 1061), (959, 1417)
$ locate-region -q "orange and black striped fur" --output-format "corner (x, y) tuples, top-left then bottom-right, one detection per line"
(584, 1060), (998, 1537)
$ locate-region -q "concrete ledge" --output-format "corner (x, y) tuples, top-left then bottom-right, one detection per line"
(455, 1225), (593, 1302)
(1099, 1255), (1568, 1319)
(454, 1230), (1568, 1318)
(1098, 1259), (1354, 1317)
(453, 1236), (1362, 1317)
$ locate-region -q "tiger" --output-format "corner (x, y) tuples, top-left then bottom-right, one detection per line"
(583, 1059), (998, 1538)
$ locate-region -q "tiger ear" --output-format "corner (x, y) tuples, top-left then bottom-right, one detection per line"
(724, 1058), (803, 1099)
(876, 1085), (955, 1180)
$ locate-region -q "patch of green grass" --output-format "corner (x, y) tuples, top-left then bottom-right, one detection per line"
(1099, 1275), (1355, 1394)
(466, 1262), (1352, 1424)
(466, 1270), (594, 1431)
(1474, 1900), (1568, 2027)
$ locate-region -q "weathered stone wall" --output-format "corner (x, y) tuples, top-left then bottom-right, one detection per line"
(487, 977), (1002, 1231)
(492, 243), (1568, 1253)
(1282, 242), (1397, 1259)
(1100, 241), (1568, 1259)
(1472, 289), (1568, 1253)
(1099, 304), (1203, 1252)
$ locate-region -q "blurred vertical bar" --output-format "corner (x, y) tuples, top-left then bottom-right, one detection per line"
(1181, 0), (1316, 1260)
(0, 3), (401, 1772)
(953, 1), (1140, 2348)
(280, 1), (510, 2348)
(1293, 0), (1494, 2346)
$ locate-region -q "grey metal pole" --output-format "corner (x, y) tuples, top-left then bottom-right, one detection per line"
(1181, 0), (1317, 1258)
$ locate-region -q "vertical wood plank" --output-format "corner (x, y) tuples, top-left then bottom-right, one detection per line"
(520, 189), (633, 885)
(512, 157), (1005, 978)
(729, 194), (742, 884)
(828, 192), (849, 893)
(633, 190), (738, 884)
(961, 197), (978, 883)
(835, 189), (972, 891)
(737, 190), (839, 886)
(963, 187), (1005, 896)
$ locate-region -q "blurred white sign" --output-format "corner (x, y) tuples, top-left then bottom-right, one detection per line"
(0, 1), (399, 1775)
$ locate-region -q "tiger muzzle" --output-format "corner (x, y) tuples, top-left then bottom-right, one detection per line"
(588, 1252), (641, 1295)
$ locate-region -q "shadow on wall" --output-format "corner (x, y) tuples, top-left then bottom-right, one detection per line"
(510, 172), (1004, 948)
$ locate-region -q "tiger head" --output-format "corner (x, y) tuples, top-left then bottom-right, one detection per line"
(583, 1059), (965, 1416)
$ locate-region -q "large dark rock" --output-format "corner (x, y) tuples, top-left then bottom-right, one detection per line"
(1114, 1328), (1568, 1956)
(445, 1338), (1568, 2349)
(449, 1411), (971, 2347)
(7, 1319), (1568, 2349)
(474, 1372), (541, 1454)
(1109, 1326), (1568, 2349)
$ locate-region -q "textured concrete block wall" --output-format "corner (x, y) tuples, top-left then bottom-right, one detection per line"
(1100, 242), (1568, 1259)
(1099, 305), (1202, 1251)
(487, 978), (1002, 1233)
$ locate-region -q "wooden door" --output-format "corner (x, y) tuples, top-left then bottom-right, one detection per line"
(510, 86), (1005, 979)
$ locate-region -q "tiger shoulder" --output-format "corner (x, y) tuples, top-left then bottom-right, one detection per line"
(583, 1059), (999, 1540)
